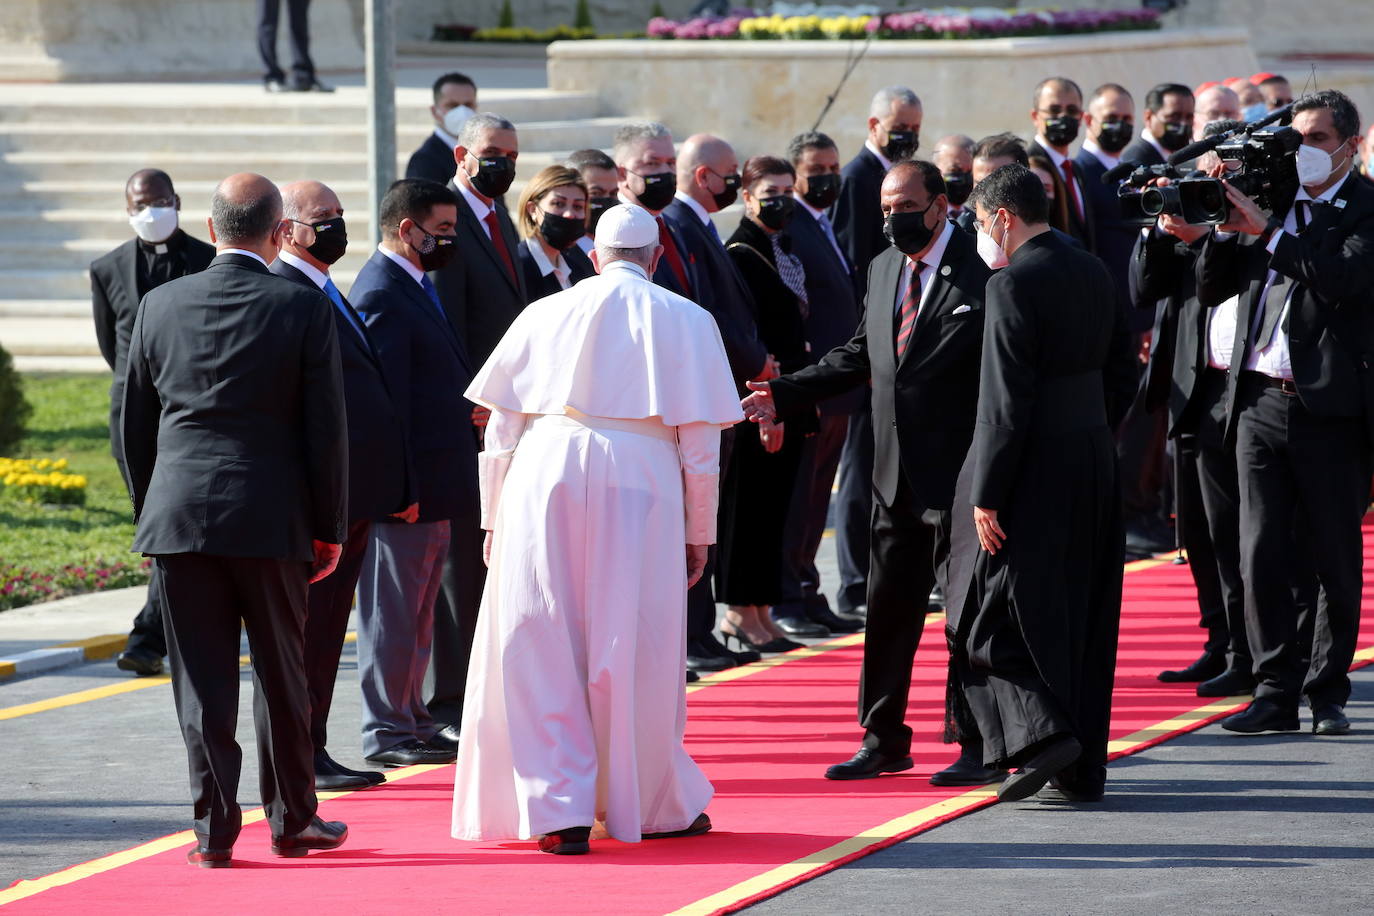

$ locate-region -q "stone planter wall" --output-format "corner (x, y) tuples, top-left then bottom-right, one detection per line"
(548, 29), (1259, 162)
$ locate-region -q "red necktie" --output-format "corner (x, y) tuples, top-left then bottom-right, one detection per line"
(483, 210), (518, 287)
(895, 261), (925, 358)
(1060, 160), (1084, 222)
(656, 216), (693, 297)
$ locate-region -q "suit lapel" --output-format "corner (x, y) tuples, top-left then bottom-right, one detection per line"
(454, 186), (518, 295)
(869, 249), (900, 373)
(118, 240), (141, 312)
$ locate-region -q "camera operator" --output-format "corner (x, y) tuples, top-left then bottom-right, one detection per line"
(1197, 89), (1374, 737)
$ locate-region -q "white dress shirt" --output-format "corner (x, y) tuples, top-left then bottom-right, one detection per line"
(434, 125), (459, 150)
(1139, 128), (1171, 164)
(277, 250), (328, 289)
(892, 220), (953, 316)
(864, 139), (894, 172)
(1206, 294), (1240, 369)
(1035, 136), (1086, 221)
(1081, 136), (1119, 170)
(524, 237), (571, 290)
(220, 248), (268, 268)
(793, 191), (848, 267)
(673, 190), (713, 227)
(1244, 179), (1344, 379)
(457, 179), (494, 241)
(378, 244), (426, 287)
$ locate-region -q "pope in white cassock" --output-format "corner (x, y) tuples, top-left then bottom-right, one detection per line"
(451, 204), (744, 855)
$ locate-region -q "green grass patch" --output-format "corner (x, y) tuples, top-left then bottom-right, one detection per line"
(0, 373), (148, 610)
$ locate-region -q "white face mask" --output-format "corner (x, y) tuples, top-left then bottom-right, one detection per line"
(442, 104), (475, 137)
(128, 206), (178, 244)
(976, 213), (1010, 270)
(1296, 142), (1347, 187)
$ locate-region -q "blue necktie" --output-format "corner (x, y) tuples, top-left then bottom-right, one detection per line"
(420, 274), (448, 324)
(323, 278), (367, 342)
(818, 213), (847, 269)
(708, 219), (722, 246)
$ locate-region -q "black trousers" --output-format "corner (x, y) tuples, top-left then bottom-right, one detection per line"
(123, 564), (167, 657)
(428, 511), (485, 728)
(257, 0), (314, 84)
(304, 518), (371, 753)
(859, 476), (947, 756)
(687, 427), (734, 643)
(833, 404), (872, 613)
(158, 553), (316, 847)
(1117, 360), (1170, 525)
(775, 412), (849, 618)
(1234, 373), (1369, 708)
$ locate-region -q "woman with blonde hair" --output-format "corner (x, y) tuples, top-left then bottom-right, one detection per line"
(515, 165), (596, 299)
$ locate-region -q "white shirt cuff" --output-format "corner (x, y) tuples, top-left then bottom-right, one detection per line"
(1265, 227), (1285, 254)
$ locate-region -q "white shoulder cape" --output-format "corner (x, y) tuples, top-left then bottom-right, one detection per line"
(465, 262), (744, 428)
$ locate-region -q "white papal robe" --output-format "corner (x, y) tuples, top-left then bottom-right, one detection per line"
(452, 259), (743, 843)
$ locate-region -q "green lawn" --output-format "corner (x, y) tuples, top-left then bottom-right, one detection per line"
(0, 373), (148, 609)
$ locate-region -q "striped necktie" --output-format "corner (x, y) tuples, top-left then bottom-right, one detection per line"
(895, 262), (925, 358)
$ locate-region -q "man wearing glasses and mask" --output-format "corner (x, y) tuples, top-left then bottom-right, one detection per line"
(1027, 76), (1093, 248)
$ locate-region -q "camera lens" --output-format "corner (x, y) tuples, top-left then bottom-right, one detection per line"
(1141, 186), (1179, 217)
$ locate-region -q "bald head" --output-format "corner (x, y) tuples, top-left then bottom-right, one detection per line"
(280, 180), (345, 267)
(210, 172), (283, 251)
(678, 133), (741, 213)
(1194, 85), (1241, 139)
(931, 135), (974, 175)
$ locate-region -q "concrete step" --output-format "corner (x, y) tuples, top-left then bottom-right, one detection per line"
(0, 300), (89, 317)
(0, 316), (99, 356)
(0, 117), (624, 155)
(0, 209), (382, 242)
(11, 354), (111, 374)
(0, 180), (371, 210)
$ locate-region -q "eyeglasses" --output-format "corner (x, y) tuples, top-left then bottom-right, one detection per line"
(283, 218), (317, 245)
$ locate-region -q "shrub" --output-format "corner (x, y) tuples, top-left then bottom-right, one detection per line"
(0, 342), (30, 454)
(498, 0), (514, 29)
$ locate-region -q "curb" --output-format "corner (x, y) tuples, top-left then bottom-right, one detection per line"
(0, 633), (126, 682)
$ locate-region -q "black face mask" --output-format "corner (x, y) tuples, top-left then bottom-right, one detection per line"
(711, 171), (742, 210)
(802, 173), (841, 210)
(883, 202), (937, 255)
(413, 228), (458, 272)
(537, 211), (586, 251)
(1042, 116), (1080, 148)
(1159, 121), (1192, 152)
(756, 195), (796, 231)
(305, 217), (348, 265)
(1096, 120), (1133, 154)
(467, 154), (516, 198)
(630, 170), (677, 211)
(882, 129), (918, 162)
(586, 196), (617, 234)
(942, 172), (973, 206)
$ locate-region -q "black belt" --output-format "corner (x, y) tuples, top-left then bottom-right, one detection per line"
(1238, 369), (1298, 396)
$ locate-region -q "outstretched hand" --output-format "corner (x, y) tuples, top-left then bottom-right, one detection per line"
(686, 544), (709, 589)
(741, 380), (777, 424)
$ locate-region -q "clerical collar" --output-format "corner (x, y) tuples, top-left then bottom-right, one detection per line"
(138, 230), (179, 256)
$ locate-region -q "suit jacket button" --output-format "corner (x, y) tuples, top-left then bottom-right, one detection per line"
(891, 419), (897, 428)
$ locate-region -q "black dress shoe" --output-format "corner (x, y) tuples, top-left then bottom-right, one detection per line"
(317, 751), (385, 786)
(773, 615), (830, 638)
(928, 585), (945, 613)
(997, 736), (1082, 802)
(834, 604), (866, 622)
(365, 739), (456, 767)
(289, 77), (335, 93)
(643, 813), (711, 839)
(1312, 704), (1351, 736)
(928, 749), (1008, 787)
(1196, 667), (1257, 698)
(1048, 774), (1105, 802)
(538, 826), (591, 855)
(686, 639), (736, 672)
(264, 78), (289, 93)
(427, 724), (462, 752)
(271, 817), (347, 857)
(685, 669), (700, 683)
(1157, 649), (1226, 683)
(824, 748), (914, 780)
(186, 846), (232, 868)
(315, 768), (372, 791)
(116, 647), (164, 677)
(805, 605), (864, 634)
(1220, 699), (1300, 734)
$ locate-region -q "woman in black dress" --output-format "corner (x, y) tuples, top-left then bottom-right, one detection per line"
(717, 156), (817, 653)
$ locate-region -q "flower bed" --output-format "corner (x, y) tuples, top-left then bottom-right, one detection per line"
(0, 457), (87, 506)
(0, 559), (151, 611)
(648, 7), (1160, 41)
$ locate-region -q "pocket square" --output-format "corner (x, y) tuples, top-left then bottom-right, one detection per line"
(951, 304), (973, 315)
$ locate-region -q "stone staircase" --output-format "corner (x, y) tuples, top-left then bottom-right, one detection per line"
(0, 78), (620, 371)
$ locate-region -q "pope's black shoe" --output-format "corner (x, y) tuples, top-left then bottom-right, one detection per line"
(271, 817), (348, 857)
(928, 745), (1008, 787)
(773, 615), (830, 638)
(1312, 704), (1351, 736)
(116, 647), (164, 677)
(1157, 648), (1226, 683)
(824, 748), (914, 780)
(186, 845), (232, 868)
(997, 736), (1082, 803)
(643, 813), (712, 839)
(539, 826), (591, 855)
(1196, 667), (1257, 698)
(1220, 698), (1300, 734)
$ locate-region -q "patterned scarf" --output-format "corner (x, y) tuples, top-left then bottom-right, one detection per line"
(768, 233), (809, 318)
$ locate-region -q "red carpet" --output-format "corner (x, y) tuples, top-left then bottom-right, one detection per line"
(6, 538), (1374, 914)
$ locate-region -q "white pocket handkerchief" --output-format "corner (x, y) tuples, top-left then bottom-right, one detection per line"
(951, 304), (973, 315)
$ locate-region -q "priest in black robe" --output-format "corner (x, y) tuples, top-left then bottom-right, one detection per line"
(956, 164), (1136, 803)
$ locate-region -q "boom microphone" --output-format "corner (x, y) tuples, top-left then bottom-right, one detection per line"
(1167, 135), (1224, 165)
(1102, 160), (1141, 184)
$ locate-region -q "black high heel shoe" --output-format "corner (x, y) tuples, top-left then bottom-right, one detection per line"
(721, 624), (803, 654)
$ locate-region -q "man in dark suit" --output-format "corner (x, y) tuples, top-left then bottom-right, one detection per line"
(662, 133), (775, 667)
(352, 179), (476, 766)
(777, 129), (865, 635)
(121, 173), (349, 866)
(1027, 77), (1094, 249)
(258, 0), (330, 92)
(429, 114), (524, 733)
(827, 86), (923, 622)
(1198, 90), (1374, 738)
(1120, 83), (1194, 168)
(742, 160), (1003, 787)
(91, 168), (214, 678)
(405, 72), (478, 187)
(613, 121), (700, 302)
(272, 179), (417, 789)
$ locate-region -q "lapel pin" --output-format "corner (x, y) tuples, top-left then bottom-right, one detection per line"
(940, 264), (952, 277)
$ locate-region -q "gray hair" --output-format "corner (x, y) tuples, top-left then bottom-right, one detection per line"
(870, 86), (921, 119)
(210, 182), (282, 246)
(613, 120), (673, 164)
(786, 129), (837, 165)
(595, 242), (656, 268)
(457, 112), (516, 150)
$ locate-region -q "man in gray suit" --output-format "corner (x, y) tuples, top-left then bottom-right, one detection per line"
(121, 172), (349, 866)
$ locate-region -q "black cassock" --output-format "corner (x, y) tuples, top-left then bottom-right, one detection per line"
(949, 231), (1135, 793)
